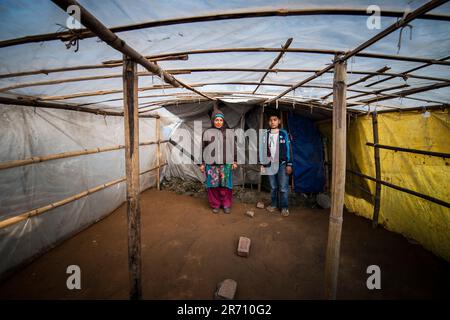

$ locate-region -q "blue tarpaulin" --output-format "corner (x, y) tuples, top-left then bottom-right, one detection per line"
(287, 113), (325, 193)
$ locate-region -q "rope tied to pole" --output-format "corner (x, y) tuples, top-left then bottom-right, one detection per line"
(56, 24), (82, 52)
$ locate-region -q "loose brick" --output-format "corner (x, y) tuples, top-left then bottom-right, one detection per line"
(256, 202), (265, 209)
(237, 236), (251, 257)
(214, 279), (237, 300)
(245, 210), (255, 218)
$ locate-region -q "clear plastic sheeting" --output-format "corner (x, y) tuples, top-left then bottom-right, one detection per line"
(0, 0), (448, 112)
(0, 104), (166, 276)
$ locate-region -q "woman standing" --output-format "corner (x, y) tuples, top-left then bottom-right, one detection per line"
(199, 108), (237, 214)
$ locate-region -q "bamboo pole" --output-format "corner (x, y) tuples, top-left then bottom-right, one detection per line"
(366, 142), (450, 158)
(360, 82), (450, 104)
(1, 8), (448, 48)
(34, 82), (406, 101)
(258, 105), (264, 192)
(51, 0), (215, 102)
(347, 169), (450, 208)
(0, 140), (168, 171)
(0, 177), (124, 230)
(371, 112), (382, 228)
(2, 65), (448, 86)
(366, 55), (450, 88)
(253, 38), (293, 94)
(40, 84), (204, 101)
(322, 137), (330, 192)
(0, 69), (191, 92)
(0, 55), (188, 80)
(156, 117), (161, 190)
(265, 0), (449, 104)
(122, 55), (142, 300)
(0, 96), (158, 118)
(347, 83), (410, 100)
(106, 47), (450, 67)
(324, 56), (347, 300)
(322, 66), (391, 99)
(0, 163), (167, 230)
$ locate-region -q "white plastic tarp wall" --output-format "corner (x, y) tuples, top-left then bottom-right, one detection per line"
(0, 104), (168, 276)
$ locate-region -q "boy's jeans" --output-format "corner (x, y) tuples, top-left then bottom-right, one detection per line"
(268, 162), (289, 209)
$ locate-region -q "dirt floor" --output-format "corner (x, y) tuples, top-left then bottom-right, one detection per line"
(0, 189), (449, 299)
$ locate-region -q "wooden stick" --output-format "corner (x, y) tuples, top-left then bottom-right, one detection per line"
(366, 142), (450, 158)
(266, 0), (449, 104)
(0, 163), (167, 230)
(106, 48), (450, 67)
(0, 95), (157, 118)
(258, 105), (264, 192)
(360, 82), (450, 104)
(3, 8), (447, 48)
(51, 0), (214, 102)
(347, 83), (410, 100)
(322, 137), (330, 192)
(0, 55), (188, 80)
(366, 55), (450, 88)
(156, 118), (161, 190)
(122, 55), (142, 300)
(348, 169), (450, 208)
(253, 38), (293, 94)
(324, 56), (347, 300)
(40, 83), (204, 101)
(322, 66), (391, 99)
(371, 112), (382, 228)
(0, 140), (168, 171)
(0, 70), (191, 92)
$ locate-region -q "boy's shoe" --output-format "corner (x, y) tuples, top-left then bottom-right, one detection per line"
(223, 207), (231, 214)
(281, 208), (290, 217)
(212, 208), (220, 214)
(266, 205), (276, 213)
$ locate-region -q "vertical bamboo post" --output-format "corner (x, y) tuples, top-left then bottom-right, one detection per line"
(322, 137), (330, 192)
(156, 117), (161, 190)
(258, 105), (264, 192)
(372, 111), (381, 228)
(324, 56), (347, 300)
(123, 55), (142, 300)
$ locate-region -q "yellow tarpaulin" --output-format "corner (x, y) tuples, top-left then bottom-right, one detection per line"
(319, 109), (450, 262)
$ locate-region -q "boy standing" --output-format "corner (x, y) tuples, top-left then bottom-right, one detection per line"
(260, 112), (293, 217)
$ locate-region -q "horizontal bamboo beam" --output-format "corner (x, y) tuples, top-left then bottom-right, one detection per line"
(104, 47), (450, 67)
(374, 103), (449, 114)
(51, 0), (214, 101)
(40, 83), (205, 101)
(322, 66), (391, 99)
(0, 95), (158, 118)
(0, 55), (188, 80)
(265, 0), (448, 103)
(347, 169), (450, 208)
(1, 66), (448, 90)
(0, 163), (168, 230)
(347, 83), (410, 100)
(0, 70), (191, 92)
(366, 55), (450, 88)
(360, 82), (450, 104)
(37, 81), (405, 101)
(2, 8), (448, 48)
(366, 143), (450, 158)
(0, 140), (170, 171)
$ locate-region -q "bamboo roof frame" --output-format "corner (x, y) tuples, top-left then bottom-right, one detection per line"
(0, 1), (447, 115)
(1, 7), (449, 48)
